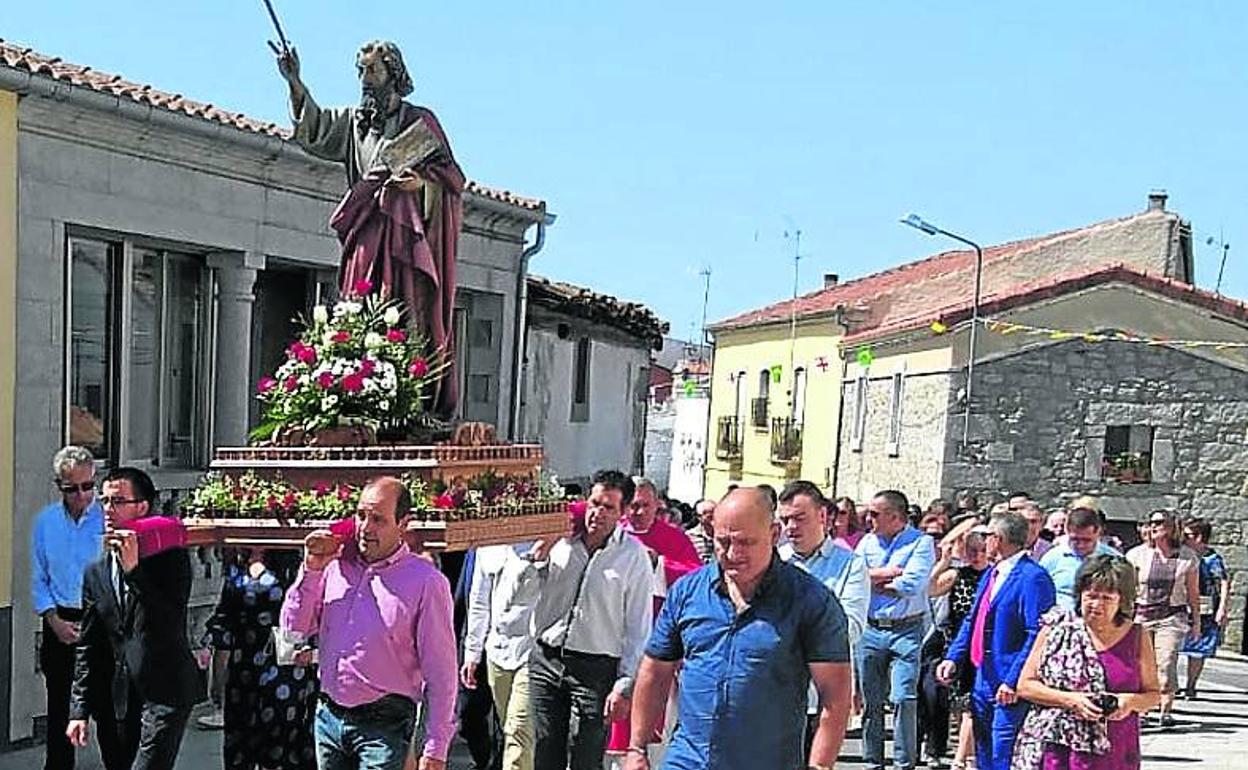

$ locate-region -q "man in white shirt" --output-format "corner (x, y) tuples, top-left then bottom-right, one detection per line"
(522, 470), (653, 770)
(462, 543), (539, 770)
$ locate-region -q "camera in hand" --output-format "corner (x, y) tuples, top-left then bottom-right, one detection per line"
(1094, 692), (1119, 715)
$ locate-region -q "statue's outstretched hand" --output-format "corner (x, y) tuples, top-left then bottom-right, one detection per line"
(276, 46), (301, 85)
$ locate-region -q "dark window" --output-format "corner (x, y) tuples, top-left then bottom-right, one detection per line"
(571, 336), (591, 422)
(68, 238), (117, 459)
(1102, 424), (1154, 483)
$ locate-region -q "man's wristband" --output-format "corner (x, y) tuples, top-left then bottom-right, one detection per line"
(626, 745), (648, 757)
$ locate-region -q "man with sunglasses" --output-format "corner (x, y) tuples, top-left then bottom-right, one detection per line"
(32, 446), (104, 770)
(67, 467), (202, 770)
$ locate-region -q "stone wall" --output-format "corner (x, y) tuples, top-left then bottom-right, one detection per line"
(943, 340), (1248, 647)
(834, 370), (951, 506)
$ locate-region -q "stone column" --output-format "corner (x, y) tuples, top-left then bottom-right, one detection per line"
(208, 252), (262, 447)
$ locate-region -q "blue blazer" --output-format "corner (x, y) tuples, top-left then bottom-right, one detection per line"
(946, 555), (1056, 690)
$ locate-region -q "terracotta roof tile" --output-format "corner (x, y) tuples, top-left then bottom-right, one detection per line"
(527, 275), (669, 349)
(710, 210), (1184, 336)
(0, 38), (545, 213)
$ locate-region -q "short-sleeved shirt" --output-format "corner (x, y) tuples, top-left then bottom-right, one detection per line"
(1196, 549), (1228, 617)
(646, 554), (849, 770)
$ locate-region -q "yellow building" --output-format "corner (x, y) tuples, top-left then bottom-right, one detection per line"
(704, 193), (1193, 501)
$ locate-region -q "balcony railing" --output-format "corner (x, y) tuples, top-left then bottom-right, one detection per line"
(750, 397), (769, 428)
(770, 417), (803, 464)
(716, 416), (742, 460)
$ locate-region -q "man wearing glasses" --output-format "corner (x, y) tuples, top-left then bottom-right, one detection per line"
(31, 445), (104, 770)
(66, 467), (202, 770)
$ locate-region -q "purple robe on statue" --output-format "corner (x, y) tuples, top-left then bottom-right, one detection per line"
(292, 95), (464, 417)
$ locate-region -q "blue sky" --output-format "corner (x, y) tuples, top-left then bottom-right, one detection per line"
(6, 2), (1248, 341)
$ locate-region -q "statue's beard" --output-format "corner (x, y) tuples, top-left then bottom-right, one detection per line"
(358, 83), (395, 133)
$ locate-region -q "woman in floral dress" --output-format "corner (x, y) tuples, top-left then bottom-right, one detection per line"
(203, 548), (318, 770)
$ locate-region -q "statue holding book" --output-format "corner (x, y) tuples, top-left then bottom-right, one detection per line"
(276, 40), (464, 418)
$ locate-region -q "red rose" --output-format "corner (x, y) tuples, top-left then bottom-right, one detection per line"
(231, 486), (245, 500)
(434, 494), (456, 509)
(336, 485), (353, 502)
(314, 482), (331, 498)
(386, 328), (407, 343)
(360, 358), (377, 376)
(342, 372), (365, 393)
(256, 376), (277, 394)
(316, 372), (335, 389)
(352, 279), (373, 296)
(296, 345), (317, 365)
(409, 358), (429, 378)
(282, 375), (299, 392)
(331, 331), (350, 344)
(282, 491), (298, 510)
(265, 495), (280, 512)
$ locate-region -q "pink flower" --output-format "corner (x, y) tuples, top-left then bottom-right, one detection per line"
(316, 372), (335, 389)
(256, 376), (277, 394)
(282, 492), (298, 510)
(331, 331), (351, 344)
(360, 358), (377, 376)
(265, 495), (281, 513)
(282, 375), (299, 392)
(296, 346), (316, 365)
(314, 482), (331, 498)
(352, 279), (374, 296)
(336, 485), (353, 502)
(341, 372), (365, 393)
(409, 358), (429, 378)
(386, 328), (407, 343)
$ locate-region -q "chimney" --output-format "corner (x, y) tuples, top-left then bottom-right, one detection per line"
(1147, 190), (1167, 212)
(823, 272), (840, 289)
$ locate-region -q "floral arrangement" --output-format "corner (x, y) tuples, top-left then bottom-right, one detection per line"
(183, 470), (565, 523)
(250, 280), (446, 443)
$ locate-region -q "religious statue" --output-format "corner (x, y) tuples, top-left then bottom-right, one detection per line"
(276, 40), (464, 418)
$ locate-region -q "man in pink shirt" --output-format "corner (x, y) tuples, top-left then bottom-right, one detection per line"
(281, 477), (457, 770)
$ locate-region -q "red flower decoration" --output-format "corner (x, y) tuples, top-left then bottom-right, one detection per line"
(331, 331), (351, 344)
(265, 495), (281, 513)
(336, 485), (353, 502)
(316, 371), (335, 389)
(360, 358), (377, 376)
(434, 494), (456, 510)
(282, 492), (298, 510)
(341, 372), (365, 393)
(386, 328), (407, 343)
(256, 376), (277, 394)
(314, 482), (331, 498)
(352, 279), (374, 296)
(409, 358), (429, 378)
(282, 375), (299, 392)
(296, 345), (317, 365)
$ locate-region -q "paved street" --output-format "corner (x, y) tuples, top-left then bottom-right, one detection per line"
(3, 656), (1247, 769)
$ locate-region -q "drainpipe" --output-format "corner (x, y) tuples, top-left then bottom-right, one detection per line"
(508, 212), (555, 440)
(829, 306), (851, 494)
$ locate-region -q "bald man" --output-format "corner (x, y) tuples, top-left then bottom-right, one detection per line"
(626, 487), (852, 770)
(282, 477), (457, 770)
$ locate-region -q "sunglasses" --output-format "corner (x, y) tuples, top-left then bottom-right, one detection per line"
(58, 482), (96, 494)
(98, 496), (144, 507)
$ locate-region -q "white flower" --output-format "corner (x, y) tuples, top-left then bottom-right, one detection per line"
(365, 332), (385, 350)
(312, 305), (329, 324)
(322, 330), (337, 347)
(378, 400), (390, 411)
(321, 395), (339, 411)
(383, 307), (401, 327)
(333, 301), (362, 318)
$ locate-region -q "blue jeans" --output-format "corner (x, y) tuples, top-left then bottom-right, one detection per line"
(970, 678), (1028, 770)
(314, 695), (417, 770)
(857, 622), (924, 769)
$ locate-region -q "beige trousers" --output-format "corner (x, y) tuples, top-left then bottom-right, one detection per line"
(488, 660), (534, 770)
(1143, 613), (1189, 694)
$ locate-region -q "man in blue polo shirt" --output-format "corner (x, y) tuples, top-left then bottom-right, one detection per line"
(624, 486), (852, 770)
(1039, 506), (1120, 610)
(856, 489), (937, 770)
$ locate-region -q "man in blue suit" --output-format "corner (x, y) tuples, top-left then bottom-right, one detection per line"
(937, 512), (1055, 770)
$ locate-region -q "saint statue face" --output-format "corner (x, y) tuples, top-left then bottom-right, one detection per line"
(357, 47), (396, 129)
(357, 48), (392, 93)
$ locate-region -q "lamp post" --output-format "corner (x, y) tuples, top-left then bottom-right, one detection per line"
(900, 214), (983, 447)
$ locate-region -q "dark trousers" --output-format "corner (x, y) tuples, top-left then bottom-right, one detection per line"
(95, 691), (192, 770)
(40, 614), (78, 770)
(459, 660), (502, 770)
(529, 643), (618, 770)
(917, 636), (950, 760)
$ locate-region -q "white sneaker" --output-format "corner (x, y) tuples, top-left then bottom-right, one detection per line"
(195, 706), (224, 730)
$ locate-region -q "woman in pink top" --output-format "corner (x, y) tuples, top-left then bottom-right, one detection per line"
(830, 495), (865, 551)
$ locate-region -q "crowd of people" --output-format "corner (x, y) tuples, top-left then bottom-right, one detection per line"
(29, 443), (1238, 770)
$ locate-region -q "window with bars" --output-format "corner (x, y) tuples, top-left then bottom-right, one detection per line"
(850, 376), (868, 452)
(886, 371), (905, 457)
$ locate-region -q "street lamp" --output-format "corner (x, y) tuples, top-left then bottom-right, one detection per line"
(900, 214), (984, 447)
